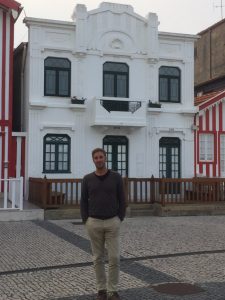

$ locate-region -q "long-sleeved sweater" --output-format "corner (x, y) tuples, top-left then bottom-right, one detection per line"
(80, 170), (126, 223)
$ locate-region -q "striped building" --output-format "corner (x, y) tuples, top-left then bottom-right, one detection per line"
(195, 90), (225, 177)
(0, 0), (22, 185)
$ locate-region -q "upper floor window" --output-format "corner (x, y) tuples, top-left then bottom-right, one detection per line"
(159, 66), (181, 103)
(103, 62), (129, 98)
(199, 133), (214, 161)
(44, 57), (71, 97)
(43, 134), (71, 173)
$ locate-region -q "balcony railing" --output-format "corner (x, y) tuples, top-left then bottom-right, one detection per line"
(100, 100), (141, 113)
(91, 97), (147, 127)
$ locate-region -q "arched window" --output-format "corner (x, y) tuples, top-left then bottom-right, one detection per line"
(159, 66), (181, 102)
(44, 57), (71, 97)
(43, 134), (71, 173)
(103, 62), (129, 97)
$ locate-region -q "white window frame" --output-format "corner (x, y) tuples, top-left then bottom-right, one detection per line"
(220, 134), (225, 174)
(199, 133), (214, 162)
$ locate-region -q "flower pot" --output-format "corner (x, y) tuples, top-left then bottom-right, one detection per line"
(71, 99), (85, 104)
(148, 103), (161, 108)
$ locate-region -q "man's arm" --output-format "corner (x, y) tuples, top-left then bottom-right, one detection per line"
(80, 177), (89, 223)
(117, 175), (126, 221)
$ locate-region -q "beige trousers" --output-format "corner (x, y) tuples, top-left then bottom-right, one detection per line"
(85, 216), (121, 292)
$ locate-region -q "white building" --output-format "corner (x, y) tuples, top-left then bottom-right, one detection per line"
(22, 2), (197, 185)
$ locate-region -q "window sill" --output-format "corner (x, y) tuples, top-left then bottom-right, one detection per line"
(30, 101), (86, 110)
(147, 107), (197, 114)
(198, 160), (214, 164)
(159, 101), (181, 103)
(43, 171), (72, 174)
(44, 95), (71, 98)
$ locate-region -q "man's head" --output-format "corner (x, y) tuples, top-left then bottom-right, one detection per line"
(92, 148), (107, 170)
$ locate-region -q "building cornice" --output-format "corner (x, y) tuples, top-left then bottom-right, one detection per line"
(24, 17), (75, 29)
(159, 31), (199, 41)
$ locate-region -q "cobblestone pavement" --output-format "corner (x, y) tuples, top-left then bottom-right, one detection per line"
(1, 216), (225, 299)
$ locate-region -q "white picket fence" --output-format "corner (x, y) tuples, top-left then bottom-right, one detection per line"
(0, 177), (23, 210)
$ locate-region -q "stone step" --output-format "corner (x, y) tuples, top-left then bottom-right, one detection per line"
(126, 204), (154, 217)
(42, 202), (225, 220)
(129, 203), (154, 210)
(129, 209), (154, 217)
(44, 208), (81, 220)
(154, 203), (225, 217)
(0, 209), (44, 222)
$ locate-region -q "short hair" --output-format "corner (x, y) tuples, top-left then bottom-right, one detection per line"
(92, 148), (106, 158)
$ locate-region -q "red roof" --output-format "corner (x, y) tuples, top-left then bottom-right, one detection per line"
(195, 90), (225, 110)
(0, 0), (21, 11)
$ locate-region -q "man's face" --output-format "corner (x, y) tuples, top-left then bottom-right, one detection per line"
(93, 151), (106, 170)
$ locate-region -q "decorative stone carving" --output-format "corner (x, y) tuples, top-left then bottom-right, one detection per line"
(99, 31), (134, 53)
(110, 39), (123, 50)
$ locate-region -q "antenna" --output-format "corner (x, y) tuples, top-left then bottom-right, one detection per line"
(214, 0), (224, 19)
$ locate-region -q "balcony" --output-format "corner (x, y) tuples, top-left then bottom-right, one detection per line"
(91, 97), (147, 127)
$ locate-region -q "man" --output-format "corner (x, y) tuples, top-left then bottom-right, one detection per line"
(80, 148), (126, 300)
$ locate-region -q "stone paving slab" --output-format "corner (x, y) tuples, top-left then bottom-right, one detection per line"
(140, 253), (225, 283)
(0, 216), (225, 299)
(120, 216), (225, 257)
(0, 221), (91, 272)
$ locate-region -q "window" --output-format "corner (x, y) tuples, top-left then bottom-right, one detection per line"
(103, 62), (129, 98)
(199, 134), (214, 161)
(43, 134), (71, 173)
(44, 57), (71, 97)
(159, 66), (181, 102)
(220, 135), (225, 173)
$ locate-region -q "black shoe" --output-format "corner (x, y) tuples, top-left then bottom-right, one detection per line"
(96, 290), (107, 300)
(107, 291), (120, 300)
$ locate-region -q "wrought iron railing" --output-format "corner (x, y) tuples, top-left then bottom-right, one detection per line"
(100, 100), (142, 113)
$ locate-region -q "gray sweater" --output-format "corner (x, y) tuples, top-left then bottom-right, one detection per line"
(80, 170), (126, 223)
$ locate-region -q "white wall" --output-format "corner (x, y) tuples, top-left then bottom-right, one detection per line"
(24, 2), (197, 180)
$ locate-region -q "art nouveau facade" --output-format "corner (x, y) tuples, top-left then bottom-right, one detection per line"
(0, 0), (23, 185)
(23, 2), (197, 184)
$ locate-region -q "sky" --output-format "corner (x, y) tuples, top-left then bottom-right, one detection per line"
(14, 0), (225, 47)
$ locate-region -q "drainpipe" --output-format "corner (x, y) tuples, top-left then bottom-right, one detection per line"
(209, 29), (212, 80)
(20, 43), (27, 131)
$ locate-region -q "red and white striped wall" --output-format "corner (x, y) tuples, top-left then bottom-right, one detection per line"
(195, 90), (225, 177)
(0, 0), (22, 187)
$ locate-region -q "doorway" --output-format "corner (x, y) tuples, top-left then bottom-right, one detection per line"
(103, 136), (128, 177)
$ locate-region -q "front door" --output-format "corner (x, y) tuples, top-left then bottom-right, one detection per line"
(159, 137), (181, 194)
(159, 137), (181, 178)
(103, 136), (128, 177)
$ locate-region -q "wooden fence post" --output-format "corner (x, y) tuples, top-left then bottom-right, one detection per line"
(161, 177), (165, 206)
(123, 177), (129, 207)
(43, 177), (48, 209)
(150, 175), (155, 203)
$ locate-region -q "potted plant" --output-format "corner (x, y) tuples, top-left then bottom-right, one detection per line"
(148, 100), (161, 108)
(71, 96), (86, 104)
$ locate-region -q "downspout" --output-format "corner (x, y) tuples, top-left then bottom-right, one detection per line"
(20, 43), (27, 131)
(20, 44), (28, 198)
(209, 29), (212, 80)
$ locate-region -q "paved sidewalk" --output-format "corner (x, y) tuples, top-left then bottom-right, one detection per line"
(0, 216), (225, 299)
